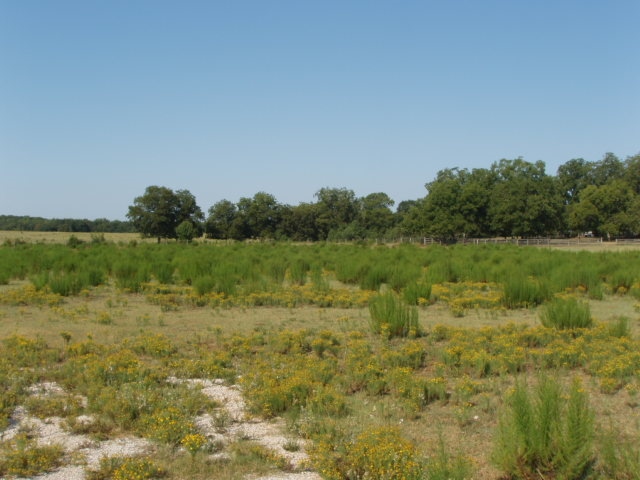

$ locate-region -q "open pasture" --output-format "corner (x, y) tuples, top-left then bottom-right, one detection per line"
(1, 241), (640, 479)
(0, 230), (145, 246)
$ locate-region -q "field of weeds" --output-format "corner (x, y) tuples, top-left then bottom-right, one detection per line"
(1, 240), (639, 479)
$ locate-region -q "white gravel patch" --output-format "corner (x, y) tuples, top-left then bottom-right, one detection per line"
(250, 474), (324, 480)
(174, 378), (322, 479)
(27, 382), (66, 397)
(1, 383), (153, 480)
(31, 466), (86, 480)
(81, 437), (152, 469)
(2, 379), (322, 480)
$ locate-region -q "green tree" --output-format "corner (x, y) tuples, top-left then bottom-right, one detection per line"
(396, 198), (428, 237)
(590, 152), (625, 186)
(489, 159), (563, 237)
(175, 189), (204, 233)
(236, 192), (283, 239)
(280, 203), (320, 241)
(568, 180), (639, 238)
(205, 200), (238, 239)
(175, 220), (197, 243)
(416, 167), (496, 240)
(358, 192), (395, 238)
(314, 187), (360, 240)
(422, 168), (469, 240)
(624, 152), (640, 194)
(556, 158), (592, 205)
(127, 186), (203, 242)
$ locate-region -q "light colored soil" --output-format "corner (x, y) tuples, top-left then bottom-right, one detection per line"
(172, 378), (321, 478)
(2, 380), (321, 480)
(3, 405), (152, 479)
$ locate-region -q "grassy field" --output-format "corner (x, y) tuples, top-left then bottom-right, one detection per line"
(1, 239), (639, 479)
(4, 229), (640, 249)
(0, 230), (145, 245)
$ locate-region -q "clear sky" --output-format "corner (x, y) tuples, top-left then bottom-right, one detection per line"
(1, 1), (638, 220)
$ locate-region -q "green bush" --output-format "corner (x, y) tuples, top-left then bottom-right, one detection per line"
(540, 297), (592, 330)
(608, 316), (631, 338)
(67, 234), (84, 248)
(48, 272), (83, 296)
(503, 275), (551, 308)
(492, 376), (594, 479)
(288, 258), (309, 285)
(610, 270), (636, 294)
(388, 264), (422, 292)
(114, 261), (149, 292)
(266, 258), (287, 284)
(369, 292), (421, 338)
(360, 265), (390, 291)
(152, 262), (174, 284)
(403, 281), (432, 305)
(193, 275), (215, 295)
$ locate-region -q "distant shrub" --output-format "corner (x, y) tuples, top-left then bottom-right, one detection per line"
(91, 233), (107, 244)
(67, 234), (84, 248)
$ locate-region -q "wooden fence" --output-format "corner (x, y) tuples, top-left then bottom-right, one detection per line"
(374, 236), (640, 247)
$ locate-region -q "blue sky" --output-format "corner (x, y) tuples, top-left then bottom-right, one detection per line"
(1, 1), (638, 220)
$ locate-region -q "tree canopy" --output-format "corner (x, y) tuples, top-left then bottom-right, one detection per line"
(126, 186), (203, 242)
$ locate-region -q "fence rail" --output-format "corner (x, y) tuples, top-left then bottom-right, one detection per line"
(375, 236), (640, 247)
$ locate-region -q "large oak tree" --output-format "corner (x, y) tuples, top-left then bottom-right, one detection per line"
(127, 186), (203, 242)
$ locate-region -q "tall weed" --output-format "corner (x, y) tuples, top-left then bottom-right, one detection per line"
(288, 258), (309, 285)
(493, 376), (594, 479)
(403, 281), (432, 305)
(369, 292), (421, 338)
(598, 428), (640, 479)
(540, 297), (592, 330)
(502, 275), (551, 308)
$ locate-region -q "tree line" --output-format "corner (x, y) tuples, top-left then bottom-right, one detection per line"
(0, 215), (135, 233)
(126, 152), (639, 242)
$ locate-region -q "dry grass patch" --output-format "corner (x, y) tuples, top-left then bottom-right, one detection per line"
(0, 230), (145, 245)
